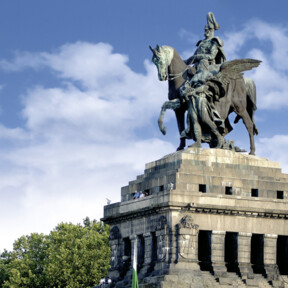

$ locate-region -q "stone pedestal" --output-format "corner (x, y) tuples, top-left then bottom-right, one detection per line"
(102, 148), (288, 287)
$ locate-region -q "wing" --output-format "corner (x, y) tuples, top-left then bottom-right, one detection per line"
(215, 58), (261, 84)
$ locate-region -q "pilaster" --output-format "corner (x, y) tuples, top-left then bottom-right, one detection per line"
(264, 234), (279, 281)
(211, 230), (227, 277)
(138, 232), (153, 280)
(176, 215), (199, 270)
(238, 232), (254, 279)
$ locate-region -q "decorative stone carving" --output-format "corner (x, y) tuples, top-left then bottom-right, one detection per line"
(179, 215), (199, 230)
(177, 215), (199, 260)
(110, 244), (118, 268)
(109, 226), (122, 270)
(155, 215), (167, 231)
(109, 226), (121, 240)
(158, 233), (168, 262)
(154, 216), (169, 262)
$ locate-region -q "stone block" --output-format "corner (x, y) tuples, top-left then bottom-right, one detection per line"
(163, 274), (178, 283)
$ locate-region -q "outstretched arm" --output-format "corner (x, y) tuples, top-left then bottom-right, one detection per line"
(184, 55), (195, 65)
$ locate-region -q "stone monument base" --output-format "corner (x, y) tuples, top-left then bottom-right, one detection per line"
(102, 148), (288, 287)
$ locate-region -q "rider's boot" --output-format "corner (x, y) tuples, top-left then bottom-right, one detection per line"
(189, 124), (202, 148)
(215, 131), (224, 148)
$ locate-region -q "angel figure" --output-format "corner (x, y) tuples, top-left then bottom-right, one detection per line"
(179, 58), (261, 149)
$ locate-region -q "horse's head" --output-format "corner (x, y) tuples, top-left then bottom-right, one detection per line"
(149, 45), (174, 81)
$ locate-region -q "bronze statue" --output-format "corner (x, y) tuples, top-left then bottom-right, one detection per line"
(150, 12), (261, 155)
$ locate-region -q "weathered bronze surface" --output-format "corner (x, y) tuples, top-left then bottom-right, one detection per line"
(150, 12), (261, 155)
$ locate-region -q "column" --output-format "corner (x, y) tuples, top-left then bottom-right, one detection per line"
(211, 230), (227, 277)
(238, 232), (253, 279)
(138, 232), (153, 279)
(129, 234), (137, 267)
(264, 234), (279, 281)
(143, 232), (153, 265)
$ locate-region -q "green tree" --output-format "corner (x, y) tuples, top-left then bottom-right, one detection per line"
(0, 218), (110, 288)
(0, 233), (48, 288)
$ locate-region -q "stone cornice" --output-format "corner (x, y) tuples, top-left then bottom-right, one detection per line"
(102, 200), (288, 225)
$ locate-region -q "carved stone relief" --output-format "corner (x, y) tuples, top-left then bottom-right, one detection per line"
(178, 215), (199, 259)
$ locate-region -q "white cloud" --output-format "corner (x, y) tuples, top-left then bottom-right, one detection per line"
(0, 124), (29, 140)
(256, 135), (288, 173)
(0, 51), (44, 72)
(0, 42), (174, 251)
(222, 20), (288, 110)
(2, 18), (288, 252)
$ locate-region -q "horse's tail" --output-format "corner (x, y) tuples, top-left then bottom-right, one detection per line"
(245, 78), (257, 111)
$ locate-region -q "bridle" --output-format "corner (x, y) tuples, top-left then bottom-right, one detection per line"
(153, 52), (188, 81)
(168, 67), (189, 81)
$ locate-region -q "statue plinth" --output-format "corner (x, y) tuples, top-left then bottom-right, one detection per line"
(102, 148), (288, 287)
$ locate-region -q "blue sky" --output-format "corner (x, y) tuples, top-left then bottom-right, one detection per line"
(1, 1), (288, 251)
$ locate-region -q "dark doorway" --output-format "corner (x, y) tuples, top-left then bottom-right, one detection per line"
(137, 235), (145, 272)
(198, 230), (212, 271)
(123, 237), (131, 258)
(121, 237), (132, 278)
(277, 235), (288, 275)
(251, 234), (264, 274)
(225, 232), (239, 272)
(151, 232), (157, 263)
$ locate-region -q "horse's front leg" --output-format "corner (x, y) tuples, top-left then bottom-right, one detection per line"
(158, 99), (181, 135)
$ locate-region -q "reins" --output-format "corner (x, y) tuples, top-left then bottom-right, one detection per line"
(168, 67), (189, 81)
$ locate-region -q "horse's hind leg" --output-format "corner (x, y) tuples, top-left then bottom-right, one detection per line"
(240, 110), (256, 155)
(175, 108), (186, 151)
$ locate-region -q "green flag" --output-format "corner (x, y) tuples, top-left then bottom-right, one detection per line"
(132, 238), (139, 288)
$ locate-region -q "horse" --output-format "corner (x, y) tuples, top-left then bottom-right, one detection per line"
(150, 45), (259, 155)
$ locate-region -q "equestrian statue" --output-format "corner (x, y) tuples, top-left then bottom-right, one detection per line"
(150, 12), (261, 155)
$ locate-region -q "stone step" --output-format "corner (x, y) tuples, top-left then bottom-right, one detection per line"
(280, 275), (288, 288)
(244, 275), (273, 287)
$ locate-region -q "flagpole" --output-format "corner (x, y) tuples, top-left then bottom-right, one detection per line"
(132, 237), (139, 288)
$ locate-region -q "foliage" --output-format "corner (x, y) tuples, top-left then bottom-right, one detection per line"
(0, 218), (110, 288)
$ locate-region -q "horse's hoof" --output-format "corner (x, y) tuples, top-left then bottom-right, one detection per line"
(176, 146), (185, 151)
(216, 138), (225, 149)
(249, 151), (255, 156)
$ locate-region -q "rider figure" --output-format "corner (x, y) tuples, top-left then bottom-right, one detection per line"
(180, 12), (226, 148)
(184, 12), (226, 69)
(180, 59), (225, 148)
